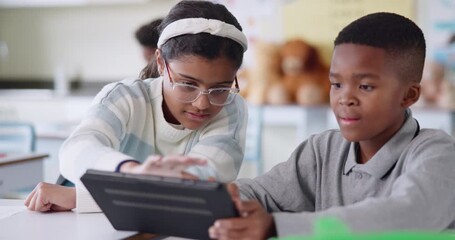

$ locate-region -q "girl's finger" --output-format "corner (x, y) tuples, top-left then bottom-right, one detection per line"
(38, 201), (52, 212)
(24, 187), (37, 207)
(181, 171), (199, 180)
(51, 204), (70, 211)
(163, 155), (207, 165)
(34, 192), (48, 211)
(28, 192), (38, 211)
(143, 155), (163, 167)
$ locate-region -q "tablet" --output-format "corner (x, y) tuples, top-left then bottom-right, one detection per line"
(80, 169), (238, 240)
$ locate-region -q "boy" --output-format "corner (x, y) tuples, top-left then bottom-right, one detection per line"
(209, 12), (455, 239)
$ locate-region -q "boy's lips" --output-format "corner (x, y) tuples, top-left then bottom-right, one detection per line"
(339, 116), (361, 125)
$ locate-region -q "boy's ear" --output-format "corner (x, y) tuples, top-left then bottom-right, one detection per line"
(155, 49), (165, 76)
(401, 83), (420, 108)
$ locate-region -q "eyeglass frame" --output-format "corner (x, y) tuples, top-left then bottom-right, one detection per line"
(163, 59), (240, 106)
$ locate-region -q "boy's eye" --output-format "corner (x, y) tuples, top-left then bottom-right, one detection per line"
(330, 83), (341, 89)
(359, 85), (374, 91)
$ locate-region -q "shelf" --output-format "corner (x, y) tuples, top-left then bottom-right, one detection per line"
(255, 105), (455, 139)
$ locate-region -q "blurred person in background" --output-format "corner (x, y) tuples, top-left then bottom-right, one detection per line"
(135, 18), (163, 78)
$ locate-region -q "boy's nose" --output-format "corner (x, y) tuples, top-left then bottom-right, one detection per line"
(338, 90), (358, 106)
(192, 93), (211, 110)
(339, 97), (358, 106)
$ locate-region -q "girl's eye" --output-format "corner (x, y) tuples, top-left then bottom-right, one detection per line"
(330, 83), (341, 89)
(180, 81), (196, 86)
(359, 85), (374, 91)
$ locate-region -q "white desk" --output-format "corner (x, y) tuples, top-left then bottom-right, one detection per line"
(0, 199), (191, 240)
(0, 199), (136, 239)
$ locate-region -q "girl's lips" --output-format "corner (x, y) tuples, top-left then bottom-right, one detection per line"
(185, 112), (210, 122)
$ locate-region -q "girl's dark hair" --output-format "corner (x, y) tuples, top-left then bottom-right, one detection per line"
(139, 1), (244, 79)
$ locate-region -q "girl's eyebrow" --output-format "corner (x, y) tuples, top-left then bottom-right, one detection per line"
(216, 80), (236, 86)
(178, 73), (203, 83)
(178, 73), (234, 86)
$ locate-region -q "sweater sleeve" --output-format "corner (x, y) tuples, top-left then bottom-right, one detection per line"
(255, 133), (455, 237)
(60, 81), (139, 213)
(185, 96), (248, 182)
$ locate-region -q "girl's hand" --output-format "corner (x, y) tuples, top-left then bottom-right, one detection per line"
(24, 183), (76, 212)
(120, 155), (207, 179)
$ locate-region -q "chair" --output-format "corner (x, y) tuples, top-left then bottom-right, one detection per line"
(0, 122), (36, 154)
(0, 122), (74, 187)
(0, 122), (39, 198)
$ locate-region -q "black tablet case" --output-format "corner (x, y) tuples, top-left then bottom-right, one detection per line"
(80, 169), (238, 240)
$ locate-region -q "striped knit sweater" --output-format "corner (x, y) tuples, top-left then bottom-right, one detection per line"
(59, 77), (247, 212)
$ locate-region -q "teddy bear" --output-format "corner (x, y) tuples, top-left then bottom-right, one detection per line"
(239, 41), (284, 105)
(266, 39), (330, 105)
(420, 61), (445, 105)
(420, 60), (455, 109)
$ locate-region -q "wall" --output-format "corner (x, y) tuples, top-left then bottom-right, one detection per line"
(282, 0), (415, 64)
(0, 1), (177, 82)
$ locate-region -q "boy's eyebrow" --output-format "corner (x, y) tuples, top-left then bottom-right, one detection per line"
(352, 73), (380, 80)
(329, 72), (380, 81)
(329, 72), (340, 78)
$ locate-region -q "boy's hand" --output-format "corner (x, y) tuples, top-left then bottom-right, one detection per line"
(24, 182), (76, 212)
(120, 155), (207, 180)
(209, 183), (276, 240)
(226, 183), (241, 202)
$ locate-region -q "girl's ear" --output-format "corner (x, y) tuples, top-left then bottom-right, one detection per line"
(402, 83), (420, 108)
(155, 49), (165, 76)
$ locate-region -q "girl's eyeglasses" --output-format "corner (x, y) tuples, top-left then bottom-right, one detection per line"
(164, 60), (240, 106)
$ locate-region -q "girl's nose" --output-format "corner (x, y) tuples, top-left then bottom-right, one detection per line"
(192, 92), (211, 110)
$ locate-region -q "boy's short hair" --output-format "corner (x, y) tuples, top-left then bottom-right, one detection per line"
(135, 18), (163, 48)
(334, 12), (426, 83)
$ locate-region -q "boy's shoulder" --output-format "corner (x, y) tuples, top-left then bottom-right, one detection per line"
(400, 128), (455, 172)
(411, 128), (455, 147)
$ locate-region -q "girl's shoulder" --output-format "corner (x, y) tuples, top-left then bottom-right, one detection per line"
(94, 77), (163, 103)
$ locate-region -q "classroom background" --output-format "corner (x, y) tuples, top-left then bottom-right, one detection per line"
(0, 0), (454, 198)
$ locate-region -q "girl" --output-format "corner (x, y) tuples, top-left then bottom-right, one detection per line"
(25, 0), (248, 213)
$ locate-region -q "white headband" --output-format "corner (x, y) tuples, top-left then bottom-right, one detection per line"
(157, 18), (248, 52)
